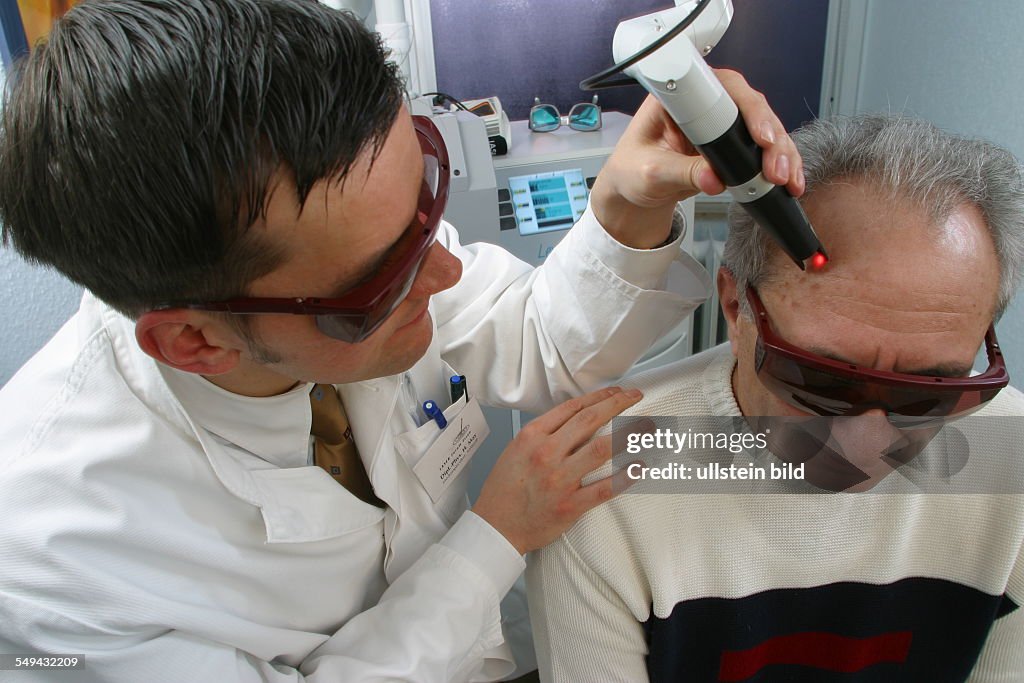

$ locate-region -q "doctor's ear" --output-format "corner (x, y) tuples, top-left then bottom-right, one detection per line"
(135, 309), (241, 375)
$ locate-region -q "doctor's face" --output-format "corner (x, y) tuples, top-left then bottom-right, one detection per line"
(722, 181), (1000, 488)
(231, 108), (463, 385)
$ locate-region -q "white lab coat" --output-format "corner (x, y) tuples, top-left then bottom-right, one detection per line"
(0, 206), (709, 682)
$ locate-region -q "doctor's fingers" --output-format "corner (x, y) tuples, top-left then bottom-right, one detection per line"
(561, 417), (657, 509)
(572, 453), (641, 512)
(547, 388), (644, 457)
(715, 68), (805, 196)
(526, 386), (633, 436)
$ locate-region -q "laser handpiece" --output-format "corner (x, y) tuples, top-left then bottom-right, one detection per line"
(586, 0), (827, 269)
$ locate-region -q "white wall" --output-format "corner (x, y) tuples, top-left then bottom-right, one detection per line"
(830, 0), (1024, 381)
(0, 249), (81, 385)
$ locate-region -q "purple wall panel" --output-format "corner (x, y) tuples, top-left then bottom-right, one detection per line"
(429, 0), (830, 131)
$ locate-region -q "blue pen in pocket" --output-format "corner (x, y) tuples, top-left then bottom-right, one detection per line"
(422, 400), (447, 429)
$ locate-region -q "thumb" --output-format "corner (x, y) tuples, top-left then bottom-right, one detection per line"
(685, 157), (726, 196)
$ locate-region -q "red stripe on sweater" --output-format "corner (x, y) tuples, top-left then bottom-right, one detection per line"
(717, 630), (913, 681)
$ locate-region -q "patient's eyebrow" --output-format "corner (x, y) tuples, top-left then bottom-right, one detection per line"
(808, 347), (972, 378)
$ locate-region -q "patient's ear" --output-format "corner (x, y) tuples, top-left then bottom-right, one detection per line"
(135, 309), (241, 375)
(717, 266), (742, 357)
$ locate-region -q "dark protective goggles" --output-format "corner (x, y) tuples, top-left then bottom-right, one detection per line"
(170, 115), (450, 344)
(747, 286), (1008, 423)
(528, 96), (602, 132)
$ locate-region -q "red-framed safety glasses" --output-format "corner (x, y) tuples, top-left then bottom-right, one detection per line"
(747, 286), (1008, 423)
(169, 115), (450, 344)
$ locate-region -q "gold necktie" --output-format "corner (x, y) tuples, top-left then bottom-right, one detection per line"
(309, 384), (385, 508)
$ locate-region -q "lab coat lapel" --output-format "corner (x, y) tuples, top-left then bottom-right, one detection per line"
(338, 375), (403, 514)
(339, 376), (414, 581)
(337, 310), (446, 516)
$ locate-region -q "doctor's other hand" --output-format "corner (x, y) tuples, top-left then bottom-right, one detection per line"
(472, 386), (643, 555)
(590, 68), (805, 249)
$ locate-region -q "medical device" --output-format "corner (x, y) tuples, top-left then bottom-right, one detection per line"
(585, 0), (827, 270)
(453, 110), (682, 264)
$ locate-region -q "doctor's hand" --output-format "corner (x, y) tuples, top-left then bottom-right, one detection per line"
(472, 386), (643, 555)
(590, 68), (805, 249)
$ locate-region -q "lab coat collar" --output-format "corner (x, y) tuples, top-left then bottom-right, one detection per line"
(149, 332), (410, 519)
(93, 293), (391, 540)
(158, 367), (313, 470)
(95, 291), (450, 539)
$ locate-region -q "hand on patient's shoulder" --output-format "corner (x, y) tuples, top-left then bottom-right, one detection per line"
(472, 386), (643, 555)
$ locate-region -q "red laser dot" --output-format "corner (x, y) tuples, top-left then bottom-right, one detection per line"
(810, 252), (828, 270)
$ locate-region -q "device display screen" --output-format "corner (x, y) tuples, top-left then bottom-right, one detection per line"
(508, 169), (589, 236)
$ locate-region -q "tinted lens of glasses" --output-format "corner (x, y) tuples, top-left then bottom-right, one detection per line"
(423, 153), (439, 196)
(314, 200), (438, 342)
(314, 310), (376, 344)
(756, 345), (995, 422)
(529, 104), (561, 132)
(314, 239), (432, 343)
(567, 103), (601, 131)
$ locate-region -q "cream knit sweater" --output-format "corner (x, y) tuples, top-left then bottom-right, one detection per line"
(528, 344), (1024, 682)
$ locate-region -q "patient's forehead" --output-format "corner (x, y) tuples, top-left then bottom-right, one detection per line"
(753, 180), (998, 374)
(764, 180), (999, 323)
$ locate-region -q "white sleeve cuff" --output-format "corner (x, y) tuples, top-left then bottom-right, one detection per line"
(578, 201), (687, 291)
(440, 511), (526, 599)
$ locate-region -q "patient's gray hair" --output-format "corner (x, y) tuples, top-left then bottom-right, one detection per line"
(722, 113), (1024, 317)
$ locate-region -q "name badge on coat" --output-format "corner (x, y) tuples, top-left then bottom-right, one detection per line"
(412, 396), (489, 503)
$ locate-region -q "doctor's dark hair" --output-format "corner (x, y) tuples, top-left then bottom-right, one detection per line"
(723, 113), (1024, 318)
(0, 0), (404, 318)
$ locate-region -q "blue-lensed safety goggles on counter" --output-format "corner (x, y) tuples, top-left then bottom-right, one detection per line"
(529, 95), (602, 132)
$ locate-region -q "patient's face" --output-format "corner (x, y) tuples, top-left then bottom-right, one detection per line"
(727, 180), (999, 419)
(724, 180), (1000, 490)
